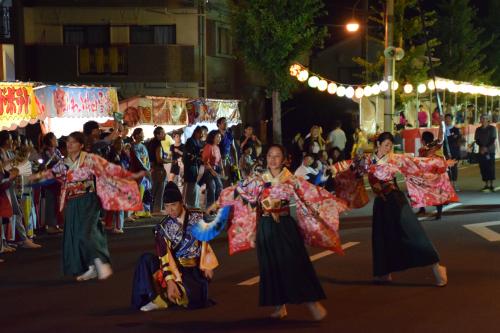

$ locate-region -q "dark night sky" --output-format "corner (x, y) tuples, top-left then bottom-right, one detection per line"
(321, 0), (491, 47)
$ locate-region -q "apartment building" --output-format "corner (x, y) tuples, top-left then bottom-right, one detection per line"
(10, 0), (238, 99)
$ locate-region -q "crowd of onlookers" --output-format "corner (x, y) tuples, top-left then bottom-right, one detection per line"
(1, 108), (497, 262)
(397, 104), (500, 130)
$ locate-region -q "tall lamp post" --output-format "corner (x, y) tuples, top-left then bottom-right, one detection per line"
(383, 0), (395, 132)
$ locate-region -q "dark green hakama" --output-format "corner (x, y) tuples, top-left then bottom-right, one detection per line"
(372, 190), (440, 276)
(256, 215), (326, 306)
(62, 192), (110, 276)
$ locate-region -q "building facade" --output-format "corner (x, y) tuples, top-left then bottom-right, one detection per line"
(10, 0), (239, 100)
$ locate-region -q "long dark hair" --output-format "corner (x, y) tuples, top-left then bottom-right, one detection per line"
(0, 131), (11, 148)
(206, 130), (220, 145)
(42, 132), (56, 147)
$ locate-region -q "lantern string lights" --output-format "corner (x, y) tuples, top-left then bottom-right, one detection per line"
(289, 63), (500, 100)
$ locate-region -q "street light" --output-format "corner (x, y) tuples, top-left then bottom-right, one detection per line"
(346, 21), (360, 32)
(346, 0), (362, 33)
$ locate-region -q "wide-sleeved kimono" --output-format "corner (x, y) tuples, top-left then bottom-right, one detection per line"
(337, 153), (458, 276)
(131, 209), (216, 310)
(47, 152), (141, 276)
(216, 168), (348, 306)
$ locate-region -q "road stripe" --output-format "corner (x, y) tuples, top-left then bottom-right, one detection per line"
(417, 203), (463, 221)
(124, 224), (157, 230)
(237, 241), (360, 286)
(464, 221), (500, 242)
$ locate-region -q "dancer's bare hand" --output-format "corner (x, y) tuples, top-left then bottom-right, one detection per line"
(166, 280), (181, 303)
(446, 159), (457, 167)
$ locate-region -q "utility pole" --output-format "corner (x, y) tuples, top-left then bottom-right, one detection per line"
(383, 0), (394, 132)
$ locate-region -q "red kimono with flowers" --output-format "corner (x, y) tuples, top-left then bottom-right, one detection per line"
(48, 152), (142, 212)
(334, 153), (459, 209)
(217, 168), (348, 255)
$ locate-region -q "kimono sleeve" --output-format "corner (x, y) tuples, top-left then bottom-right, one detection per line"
(375, 154), (458, 208)
(331, 159), (370, 209)
(88, 154), (143, 211)
(217, 176), (262, 255)
(292, 177), (348, 254)
(153, 224), (181, 286)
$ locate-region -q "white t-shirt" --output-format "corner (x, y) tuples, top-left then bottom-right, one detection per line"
(327, 128), (347, 151)
(294, 164), (319, 180)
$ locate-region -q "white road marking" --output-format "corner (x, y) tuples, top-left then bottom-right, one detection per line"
(237, 241), (360, 286)
(417, 203), (463, 221)
(124, 224), (157, 230)
(464, 221), (500, 242)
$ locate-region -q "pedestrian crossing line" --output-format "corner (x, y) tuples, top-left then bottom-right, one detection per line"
(463, 221), (500, 242)
(417, 203), (463, 221)
(237, 241), (360, 286)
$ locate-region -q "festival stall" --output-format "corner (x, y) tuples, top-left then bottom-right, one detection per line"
(184, 98), (241, 140)
(0, 82), (46, 131)
(118, 96), (241, 140)
(35, 85), (118, 137)
(119, 96), (189, 139)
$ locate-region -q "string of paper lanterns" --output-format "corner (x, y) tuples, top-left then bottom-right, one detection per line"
(289, 63), (500, 99)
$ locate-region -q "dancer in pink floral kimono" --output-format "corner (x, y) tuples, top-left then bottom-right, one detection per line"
(204, 144), (348, 321)
(334, 132), (456, 286)
(31, 131), (144, 282)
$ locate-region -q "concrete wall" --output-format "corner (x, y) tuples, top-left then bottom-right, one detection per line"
(24, 7), (198, 46)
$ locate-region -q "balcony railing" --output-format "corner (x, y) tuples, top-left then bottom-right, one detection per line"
(26, 44), (195, 83)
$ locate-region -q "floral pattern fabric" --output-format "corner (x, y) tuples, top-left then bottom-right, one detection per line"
(49, 152), (142, 212)
(369, 153), (459, 208)
(218, 168), (348, 255)
(333, 153), (459, 209)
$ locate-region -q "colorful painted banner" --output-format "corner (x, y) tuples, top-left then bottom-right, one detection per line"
(119, 96), (188, 127)
(35, 86), (118, 118)
(186, 98), (240, 124)
(0, 82), (43, 130)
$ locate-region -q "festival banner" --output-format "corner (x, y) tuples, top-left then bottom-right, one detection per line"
(186, 98), (240, 124)
(0, 82), (43, 130)
(34, 86), (118, 118)
(119, 96), (188, 127)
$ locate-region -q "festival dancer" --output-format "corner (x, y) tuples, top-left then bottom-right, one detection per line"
(417, 122), (457, 220)
(335, 132), (454, 286)
(31, 131), (144, 281)
(203, 144), (348, 321)
(131, 181), (217, 312)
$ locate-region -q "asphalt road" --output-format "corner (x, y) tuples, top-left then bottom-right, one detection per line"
(1, 162), (500, 333)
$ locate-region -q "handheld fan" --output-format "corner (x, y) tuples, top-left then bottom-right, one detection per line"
(191, 206), (231, 242)
(313, 170), (324, 186)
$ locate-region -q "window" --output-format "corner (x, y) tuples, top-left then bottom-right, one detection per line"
(0, 6), (12, 41)
(79, 47), (127, 75)
(64, 25), (110, 46)
(130, 25), (176, 45)
(216, 24), (233, 57)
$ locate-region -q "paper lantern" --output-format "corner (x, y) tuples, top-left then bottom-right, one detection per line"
(355, 87), (364, 99)
(317, 79), (328, 92)
(417, 83), (426, 94)
(297, 70), (309, 82)
(327, 83), (337, 95)
(379, 81), (389, 92)
(403, 83), (413, 94)
(336, 86), (346, 97)
(308, 76), (320, 88)
(345, 86), (355, 98)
